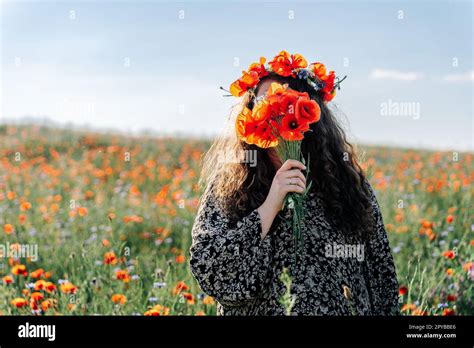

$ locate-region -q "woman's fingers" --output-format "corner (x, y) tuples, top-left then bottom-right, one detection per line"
(278, 159), (306, 173)
(285, 177), (306, 191)
(285, 180), (305, 193)
(282, 169), (306, 184)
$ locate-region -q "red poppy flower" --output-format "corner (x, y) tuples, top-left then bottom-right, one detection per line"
(442, 250), (456, 259)
(446, 294), (457, 302)
(399, 286), (408, 296)
(279, 114), (310, 141)
(296, 98), (321, 123)
(269, 51), (308, 77)
(248, 57), (268, 79)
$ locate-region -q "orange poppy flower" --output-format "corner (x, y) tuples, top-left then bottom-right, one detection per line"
(181, 292), (195, 305)
(442, 308), (455, 316)
(202, 295), (215, 305)
(30, 292), (44, 302)
(20, 201), (32, 211)
(2, 275), (13, 284)
(30, 268), (45, 279)
(111, 294), (127, 304)
(401, 303), (417, 312)
(248, 57), (268, 79)
(310, 63), (337, 102)
(43, 281), (57, 293)
(311, 62), (327, 79)
(175, 255), (186, 263)
(3, 223), (14, 234)
(104, 251), (117, 265)
(77, 207), (88, 217)
(41, 299), (54, 311)
(230, 70), (260, 97)
(11, 264), (27, 276)
(399, 286), (408, 296)
(236, 106), (279, 148)
(172, 281), (189, 295)
(60, 282), (77, 294)
(116, 269), (130, 282)
(11, 298), (28, 308)
(463, 262), (473, 272)
(144, 304), (170, 316)
(442, 250), (456, 259)
(269, 51), (307, 77)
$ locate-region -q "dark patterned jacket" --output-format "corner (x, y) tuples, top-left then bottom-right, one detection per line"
(189, 181), (400, 315)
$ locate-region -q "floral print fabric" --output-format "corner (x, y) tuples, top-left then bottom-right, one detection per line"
(189, 182), (400, 315)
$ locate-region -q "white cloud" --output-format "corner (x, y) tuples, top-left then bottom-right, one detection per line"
(443, 70), (474, 82)
(369, 69), (422, 81)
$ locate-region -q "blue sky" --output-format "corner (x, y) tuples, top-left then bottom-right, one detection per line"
(1, 0), (472, 150)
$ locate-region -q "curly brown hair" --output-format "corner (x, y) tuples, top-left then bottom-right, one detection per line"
(200, 73), (374, 239)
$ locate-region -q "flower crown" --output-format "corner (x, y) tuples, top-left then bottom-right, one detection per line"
(225, 50), (347, 103)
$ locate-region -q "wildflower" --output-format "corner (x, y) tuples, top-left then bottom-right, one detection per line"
(401, 303), (417, 312)
(446, 294), (457, 302)
(462, 262), (473, 272)
(11, 264), (27, 276)
(3, 223), (14, 234)
(115, 269), (130, 282)
(104, 251), (117, 265)
(442, 308), (455, 316)
(60, 282), (77, 294)
(195, 311), (206, 316)
(442, 250), (456, 259)
(182, 292), (195, 305)
(2, 275), (13, 284)
(30, 292), (44, 302)
(29, 268), (45, 279)
(41, 299), (54, 311)
(111, 294), (127, 305)
(399, 286), (408, 296)
(77, 207), (88, 217)
(20, 201), (32, 211)
(446, 268), (455, 276)
(175, 255), (186, 263)
(144, 304), (170, 316)
(446, 215), (454, 223)
(11, 298), (28, 308)
(172, 281), (189, 295)
(202, 296), (215, 305)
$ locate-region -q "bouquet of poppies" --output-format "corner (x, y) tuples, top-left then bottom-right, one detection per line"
(225, 51), (346, 260)
(236, 82), (320, 257)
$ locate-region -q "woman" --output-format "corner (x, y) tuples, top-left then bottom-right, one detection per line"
(189, 51), (399, 315)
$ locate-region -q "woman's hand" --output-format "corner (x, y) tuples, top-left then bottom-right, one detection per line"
(257, 159), (307, 239)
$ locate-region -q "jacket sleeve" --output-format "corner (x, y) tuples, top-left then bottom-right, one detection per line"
(189, 187), (273, 307)
(364, 181), (400, 315)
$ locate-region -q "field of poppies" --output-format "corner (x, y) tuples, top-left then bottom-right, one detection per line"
(0, 124), (472, 316)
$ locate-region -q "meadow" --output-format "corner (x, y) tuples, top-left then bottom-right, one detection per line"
(0, 124), (472, 316)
